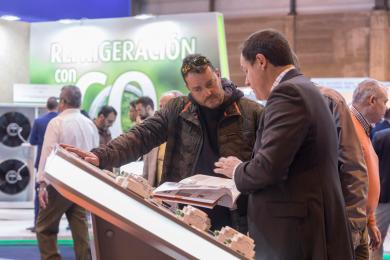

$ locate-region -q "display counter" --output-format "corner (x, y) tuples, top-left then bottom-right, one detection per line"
(44, 146), (244, 260)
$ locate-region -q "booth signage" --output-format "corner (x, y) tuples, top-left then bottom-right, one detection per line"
(29, 13), (229, 137)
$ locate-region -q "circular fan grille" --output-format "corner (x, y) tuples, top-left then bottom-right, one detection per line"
(0, 112), (31, 147)
(0, 159), (30, 195)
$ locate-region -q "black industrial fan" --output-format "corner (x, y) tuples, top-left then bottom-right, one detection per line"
(0, 112), (31, 147)
(0, 159), (30, 195)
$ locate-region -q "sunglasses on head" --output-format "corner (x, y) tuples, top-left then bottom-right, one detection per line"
(181, 56), (210, 75)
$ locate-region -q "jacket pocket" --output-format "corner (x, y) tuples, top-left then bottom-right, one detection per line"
(267, 201), (307, 218)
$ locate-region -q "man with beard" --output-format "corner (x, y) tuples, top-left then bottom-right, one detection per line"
(135, 96), (154, 122)
(63, 54), (263, 232)
(94, 105), (117, 145)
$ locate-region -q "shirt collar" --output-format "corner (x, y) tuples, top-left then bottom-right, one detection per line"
(351, 105), (372, 136)
(271, 66), (295, 91)
(60, 108), (80, 114)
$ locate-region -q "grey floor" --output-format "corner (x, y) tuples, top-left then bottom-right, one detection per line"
(0, 205), (72, 241)
(0, 202), (390, 258)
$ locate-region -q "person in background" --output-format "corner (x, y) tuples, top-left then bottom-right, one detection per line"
(27, 97), (58, 233)
(372, 126), (390, 260)
(36, 85), (99, 260)
(128, 100), (138, 124)
(143, 90), (184, 187)
(319, 86), (369, 259)
(93, 105), (117, 145)
(350, 79), (388, 257)
(62, 54), (263, 233)
(371, 108), (390, 139)
(214, 29), (354, 259)
(135, 96), (155, 123)
(159, 90), (184, 110)
(295, 52), (368, 258)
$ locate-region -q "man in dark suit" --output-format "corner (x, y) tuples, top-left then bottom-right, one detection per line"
(215, 29), (353, 259)
(371, 108), (390, 139)
(372, 128), (390, 260)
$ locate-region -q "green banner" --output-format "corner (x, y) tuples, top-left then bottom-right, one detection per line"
(30, 13), (229, 137)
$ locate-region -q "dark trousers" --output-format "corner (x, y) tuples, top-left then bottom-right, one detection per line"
(354, 226), (369, 260)
(36, 185), (91, 260)
(34, 182), (39, 226)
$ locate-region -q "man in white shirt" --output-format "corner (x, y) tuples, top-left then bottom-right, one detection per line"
(36, 85), (99, 260)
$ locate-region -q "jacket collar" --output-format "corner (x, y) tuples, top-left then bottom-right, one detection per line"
(351, 105), (372, 136)
(280, 68), (302, 83)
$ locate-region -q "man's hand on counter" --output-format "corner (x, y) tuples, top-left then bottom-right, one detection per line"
(60, 143), (100, 167)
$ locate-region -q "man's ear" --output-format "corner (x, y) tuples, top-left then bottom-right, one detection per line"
(369, 95), (376, 105)
(255, 53), (267, 70)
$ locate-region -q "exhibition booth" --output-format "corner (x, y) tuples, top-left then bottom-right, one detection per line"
(0, 12), (257, 259)
(0, 12), (228, 207)
(1, 8), (388, 259)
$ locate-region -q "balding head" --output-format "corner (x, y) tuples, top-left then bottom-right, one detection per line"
(159, 90), (184, 109)
(352, 79), (388, 124)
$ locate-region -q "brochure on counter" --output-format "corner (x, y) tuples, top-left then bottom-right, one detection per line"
(152, 174), (240, 209)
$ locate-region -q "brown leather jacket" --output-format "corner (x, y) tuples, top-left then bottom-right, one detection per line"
(92, 81), (263, 184)
(320, 87), (368, 236)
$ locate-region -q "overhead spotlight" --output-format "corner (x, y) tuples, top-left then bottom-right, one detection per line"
(58, 19), (78, 24)
(1, 15), (21, 21)
(134, 14), (155, 20)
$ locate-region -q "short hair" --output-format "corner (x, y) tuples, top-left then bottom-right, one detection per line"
(241, 29), (294, 66)
(98, 105), (117, 117)
(60, 85), (82, 108)
(352, 79), (384, 105)
(46, 96), (58, 110)
(136, 96), (154, 111)
(181, 54), (216, 81)
(130, 100), (137, 109)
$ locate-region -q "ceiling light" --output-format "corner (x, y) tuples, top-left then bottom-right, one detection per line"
(134, 14), (155, 20)
(1, 15), (20, 21)
(58, 19), (78, 24)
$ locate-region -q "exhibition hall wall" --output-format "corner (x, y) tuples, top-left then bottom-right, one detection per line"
(0, 20), (30, 103)
(140, 0), (389, 86)
(143, 0), (373, 17)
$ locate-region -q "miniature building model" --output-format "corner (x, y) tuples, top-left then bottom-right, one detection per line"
(115, 172), (154, 199)
(215, 226), (255, 259)
(176, 205), (211, 231)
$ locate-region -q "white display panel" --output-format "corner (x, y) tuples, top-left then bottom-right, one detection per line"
(44, 146), (241, 260)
